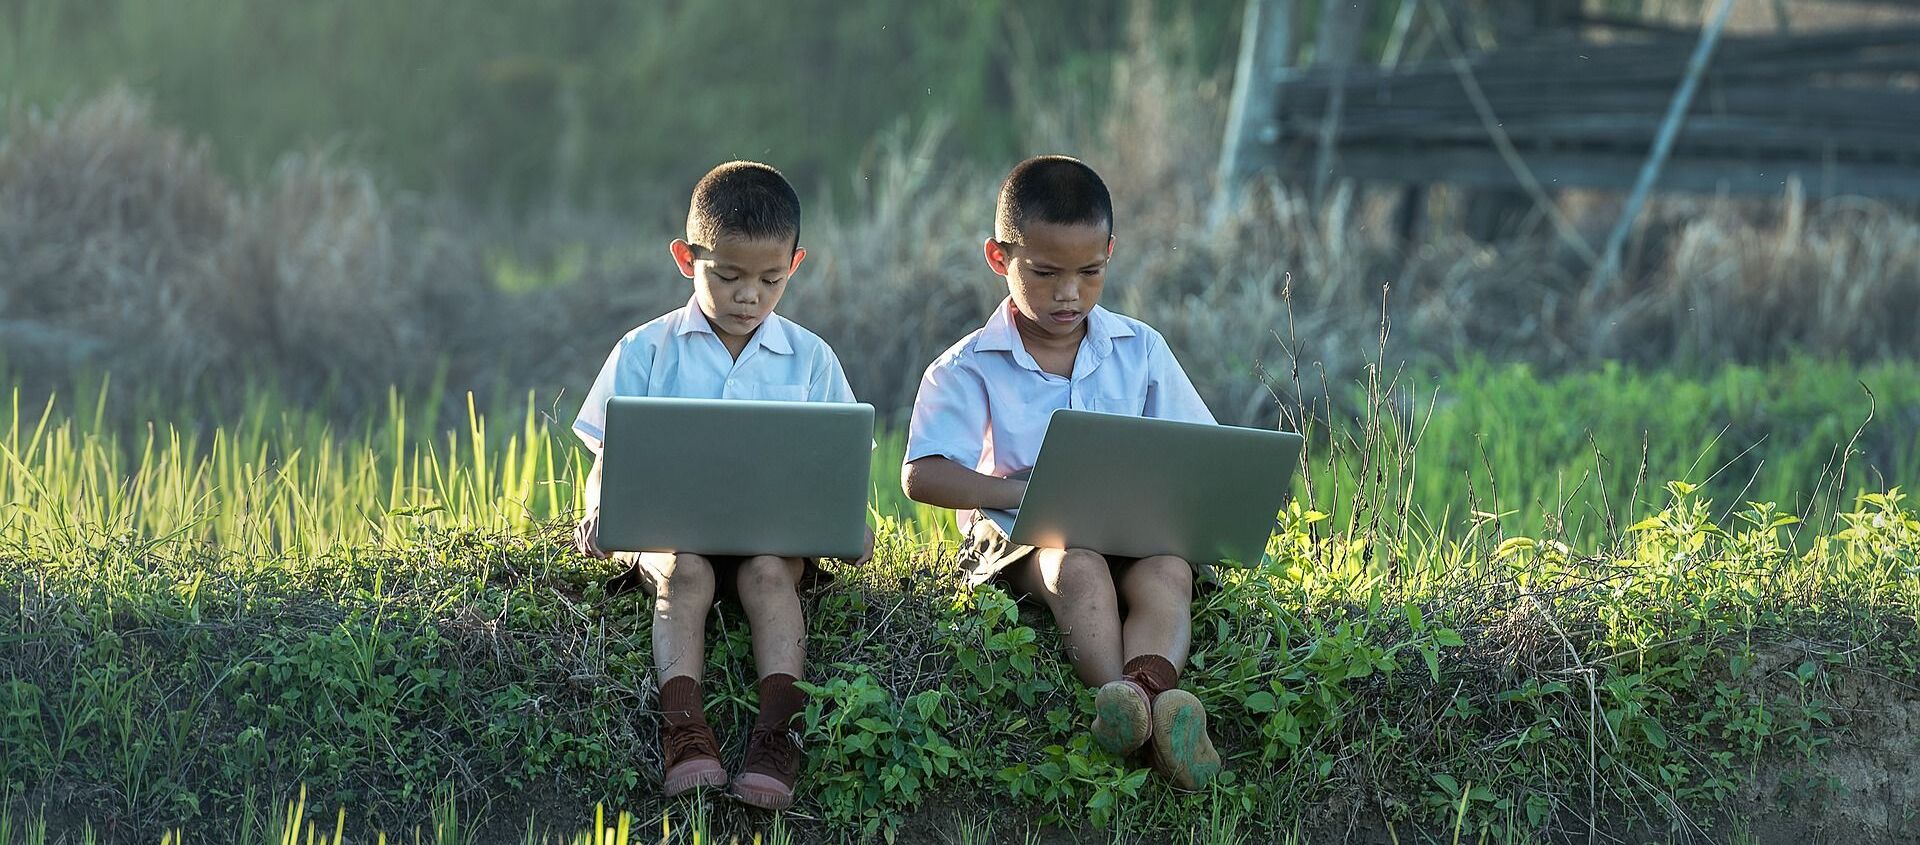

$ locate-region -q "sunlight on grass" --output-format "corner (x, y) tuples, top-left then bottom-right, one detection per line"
(1, 365), (1917, 843)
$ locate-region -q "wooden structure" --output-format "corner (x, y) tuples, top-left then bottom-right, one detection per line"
(1216, 0), (1920, 217)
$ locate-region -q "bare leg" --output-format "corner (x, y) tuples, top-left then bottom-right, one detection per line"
(1113, 555), (1218, 788)
(730, 556), (810, 810)
(643, 552), (726, 795)
(646, 552), (716, 682)
(1116, 555), (1194, 668)
(1008, 547), (1125, 687)
(734, 556), (808, 679)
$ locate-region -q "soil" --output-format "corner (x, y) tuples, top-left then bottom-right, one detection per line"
(1724, 667), (1920, 844)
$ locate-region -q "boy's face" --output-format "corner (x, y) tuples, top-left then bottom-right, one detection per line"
(671, 233), (806, 341)
(985, 220), (1113, 340)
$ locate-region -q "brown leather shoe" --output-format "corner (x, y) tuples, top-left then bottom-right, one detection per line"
(728, 723), (801, 810)
(661, 722), (727, 796)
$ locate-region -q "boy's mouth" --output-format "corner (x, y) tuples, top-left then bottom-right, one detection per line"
(1048, 309), (1081, 325)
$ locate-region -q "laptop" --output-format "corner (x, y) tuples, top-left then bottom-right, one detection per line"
(985, 410), (1303, 567)
(596, 396), (873, 559)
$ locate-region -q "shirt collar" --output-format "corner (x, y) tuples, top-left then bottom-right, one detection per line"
(975, 297), (1135, 355)
(673, 295), (794, 355)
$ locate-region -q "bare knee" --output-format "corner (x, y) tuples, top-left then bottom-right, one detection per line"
(735, 555), (801, 600)
(1043, 548), (1115, 599)
(1124, 555), (1193, 605)
(658, 553), (716, 602)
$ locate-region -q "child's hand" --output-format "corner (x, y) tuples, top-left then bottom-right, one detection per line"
(574, 513), (608, 559)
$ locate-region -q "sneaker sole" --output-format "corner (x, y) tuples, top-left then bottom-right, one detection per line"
(1151, 689), (1222, 790)
(1091, 679), (1152, 755)
(663, 758), (727, 797)
(728, 772), (795, 810)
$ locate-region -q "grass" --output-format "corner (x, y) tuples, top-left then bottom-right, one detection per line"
(0, 786), (1776, 844)
(2, 364), (1918, 843)
(0, 381), (583, 555)
(5, 358), (1913, 556)
(0, 791), (789, 845)
(1293, 356), (1920, 548)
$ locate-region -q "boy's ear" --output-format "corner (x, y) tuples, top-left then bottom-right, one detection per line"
(1107, 235), (1115, 258)
(983, 237), (1011, 277)
(670, 239), (698, 279)
(788, 246), (808, 276)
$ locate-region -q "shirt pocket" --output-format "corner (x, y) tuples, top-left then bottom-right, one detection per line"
(736, 383), (808, 402)
(1082, 393), (1145, 416)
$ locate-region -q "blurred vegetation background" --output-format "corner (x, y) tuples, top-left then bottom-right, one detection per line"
(2, 0), (1917, 433)
(0, 0), (1244, 213)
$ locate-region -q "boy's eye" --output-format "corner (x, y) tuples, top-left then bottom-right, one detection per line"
(715, 274), (740, 282)
(763, 277), (784, 286)
(1033, 271), (1056, 278)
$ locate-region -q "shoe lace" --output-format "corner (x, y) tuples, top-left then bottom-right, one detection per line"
(663, 723), (719, 767)
(742, 723), (800, 777)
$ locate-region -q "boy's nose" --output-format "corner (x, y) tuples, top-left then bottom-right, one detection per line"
(1055, 278), (1079, 300)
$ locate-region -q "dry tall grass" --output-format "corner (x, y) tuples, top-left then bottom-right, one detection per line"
(0, 87), (462, 401)
(4, 73), (1918, 425)
(0, 88), (233, 377)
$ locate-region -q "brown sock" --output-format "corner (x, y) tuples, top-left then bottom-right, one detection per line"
(659, 675), (707, 727)
(754, 673), (807, 731)
(1123, 654), (1180, 700)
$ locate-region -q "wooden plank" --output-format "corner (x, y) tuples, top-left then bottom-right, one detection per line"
(1275, 26), (1920, 90)
(1222, 19), (1920, 205)
(1281, 50), (1920, 100)
(1265, 28), (1920, 141)
(1303, 119), (1920, 154)
(1299, 146), (1920, 198)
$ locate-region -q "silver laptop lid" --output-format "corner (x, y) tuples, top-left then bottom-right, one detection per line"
(1007, 410), (1302, 566)
(597, 396), (873, 559)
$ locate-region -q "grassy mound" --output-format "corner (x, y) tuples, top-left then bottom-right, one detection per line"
(2, 367), (1918, 842)
(4, 493), (1917, 843)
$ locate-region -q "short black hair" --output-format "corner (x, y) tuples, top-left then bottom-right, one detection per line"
(994, 155), (1113, 244)
(686, 161), (801, 250)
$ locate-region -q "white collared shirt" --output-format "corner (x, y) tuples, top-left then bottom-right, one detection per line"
(573, 296), (857, 451)
(905, 297), (1215, 530)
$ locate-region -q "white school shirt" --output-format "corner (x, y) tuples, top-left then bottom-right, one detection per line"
(904, 297), (1215, 532)
(573, 296), (857, 451)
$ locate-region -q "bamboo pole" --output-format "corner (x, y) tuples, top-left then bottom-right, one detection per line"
(1425, 0), (1598, 265)
(1312, 0), (1375, 205)
(1588, 0), (1737, 295)
(1213, 0), (1299, 227)
(1381, 0), (1418, 70)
